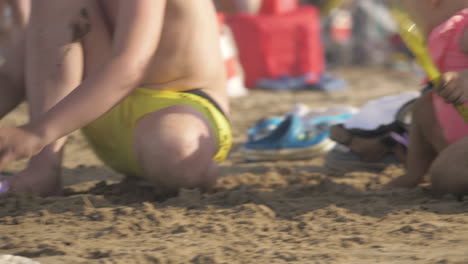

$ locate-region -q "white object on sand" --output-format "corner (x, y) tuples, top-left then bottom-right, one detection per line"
(0, 255), (40, 264)
(219, 21), (249, 97)
(343, 91), (420, 131)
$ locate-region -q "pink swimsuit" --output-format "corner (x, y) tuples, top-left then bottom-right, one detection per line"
(429, 8), (468, 144)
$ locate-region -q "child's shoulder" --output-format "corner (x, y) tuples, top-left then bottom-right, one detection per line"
(429, 9), (468, 71)
(453, 9), (468, 55)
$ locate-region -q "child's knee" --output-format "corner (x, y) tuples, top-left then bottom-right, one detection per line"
(429, 137), (468, 196)
(136, 125), (218, 190)
(134, 105), (219, 189)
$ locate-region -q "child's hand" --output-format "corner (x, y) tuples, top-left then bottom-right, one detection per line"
(0, 126), (45, 169)
(437, 71), (468, 105)
(385, 174), (421, 189)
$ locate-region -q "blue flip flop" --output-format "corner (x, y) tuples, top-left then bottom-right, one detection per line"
(304, 106), (357, 127)
(247, 105), (357, 143)
(247, 116), (285, 142)
(241, 114), (336, 161)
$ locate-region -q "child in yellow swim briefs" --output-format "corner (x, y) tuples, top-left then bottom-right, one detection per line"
(0, 0), (231, 196)
(83, 88), (232, 178)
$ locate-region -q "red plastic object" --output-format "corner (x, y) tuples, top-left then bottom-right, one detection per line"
(259, 0), (299, 15)
(228, 6), (324, 88)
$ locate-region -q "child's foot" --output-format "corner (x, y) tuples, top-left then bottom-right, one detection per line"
(385, 175), (421, 189)
(3, 164), (62, 197)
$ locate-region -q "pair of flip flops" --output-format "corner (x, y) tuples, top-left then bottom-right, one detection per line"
(240, 104), (357, 161)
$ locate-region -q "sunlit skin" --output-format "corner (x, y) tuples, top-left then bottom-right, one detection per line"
(0, 0), (228, 196)
(388, 0), (468, 197)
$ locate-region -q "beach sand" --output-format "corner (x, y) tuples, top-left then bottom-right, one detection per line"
(0, 68), (467, 264)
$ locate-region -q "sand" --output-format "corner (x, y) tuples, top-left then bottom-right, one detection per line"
(1, 68), (468, 264)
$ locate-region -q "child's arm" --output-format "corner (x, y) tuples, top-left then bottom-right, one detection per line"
(37, 0), (166, 140)
(460, 25), (468, 55)
(0, 0), (166, 168)
(437, 27), (468, 105)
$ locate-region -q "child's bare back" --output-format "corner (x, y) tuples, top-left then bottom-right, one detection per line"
(97, 0), (228, 111)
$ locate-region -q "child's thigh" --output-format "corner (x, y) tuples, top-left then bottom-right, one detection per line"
(412, 92), (448, 152)
(429, 136), (468, 196)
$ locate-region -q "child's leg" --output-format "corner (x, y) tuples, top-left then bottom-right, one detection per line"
(0, 30), (26, 119)
(9, 0), (30, 28)
(12, 42), (84, 195)
(429, 137), (468, 198)
(9, 1), (109, 196)
(388, 92), (447, 188)
(133, 105), (219, 192)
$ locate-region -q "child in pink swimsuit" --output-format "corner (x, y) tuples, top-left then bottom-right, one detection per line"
(430, 8), (468, 144)
(389, 1), (468, 197)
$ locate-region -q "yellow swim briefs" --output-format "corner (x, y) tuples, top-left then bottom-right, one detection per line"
(81, 88), (232, 177)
